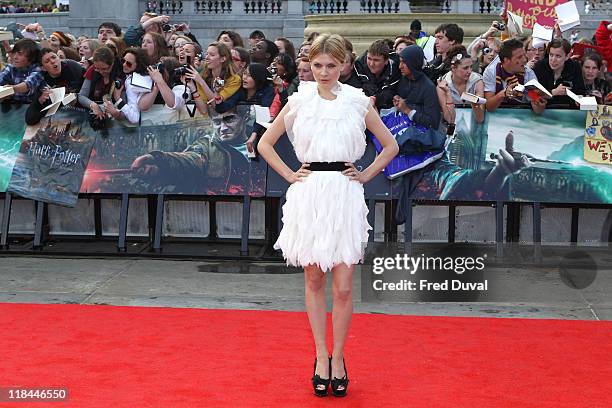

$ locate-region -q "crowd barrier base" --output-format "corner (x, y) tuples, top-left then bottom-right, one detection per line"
(1, 192), (610, 263)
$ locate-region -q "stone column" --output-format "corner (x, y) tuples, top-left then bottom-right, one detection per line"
(347, 1), (361, 13)
(68, 0), (141, 37)
(284, 0), (306, 46)
(456, 0), (475, 13)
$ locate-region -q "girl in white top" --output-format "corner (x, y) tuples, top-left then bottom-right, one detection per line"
(257, 33), (398, 398)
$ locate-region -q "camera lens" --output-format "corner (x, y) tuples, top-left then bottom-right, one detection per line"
(162, 24), (172, 32)
(114, 79), (122, 88)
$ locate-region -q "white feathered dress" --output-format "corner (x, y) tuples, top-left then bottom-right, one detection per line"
(273, 81), (372, 272)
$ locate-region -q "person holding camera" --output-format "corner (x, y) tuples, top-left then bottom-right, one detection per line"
(533, 39), (585, 108)
(102, 48), (150, 124)
(469, 37), (501, 74)
(124, 12), (171, 47)
(269, 53), (297, 116)
(185, 42), (241, 108)
(138, 57), (207, 120)
(78, 46), (123, 121)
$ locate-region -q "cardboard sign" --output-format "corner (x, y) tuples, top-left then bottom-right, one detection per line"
(584, 105), (612, 165)
(506, 0), (568, 29)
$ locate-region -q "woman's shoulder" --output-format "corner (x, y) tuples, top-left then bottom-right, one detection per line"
(339, 82), (370, 115)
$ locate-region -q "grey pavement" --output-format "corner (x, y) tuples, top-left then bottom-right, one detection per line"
(0, 256), (610, 320)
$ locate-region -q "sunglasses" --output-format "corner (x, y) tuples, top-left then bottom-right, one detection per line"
(121, 58), (133, 68)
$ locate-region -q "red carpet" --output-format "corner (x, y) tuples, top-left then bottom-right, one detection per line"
(0, 303), (611, 407)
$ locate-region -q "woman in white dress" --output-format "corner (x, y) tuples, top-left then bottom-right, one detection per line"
(258, 34), (398, 397)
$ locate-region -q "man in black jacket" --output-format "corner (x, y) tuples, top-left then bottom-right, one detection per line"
(26, 48), (84, 126)
(353, 39), (401, 110)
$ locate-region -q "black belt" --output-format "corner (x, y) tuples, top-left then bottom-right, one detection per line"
(307, 162), (350, 171)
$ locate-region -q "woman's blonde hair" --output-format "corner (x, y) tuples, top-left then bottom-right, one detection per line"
(309, 33), (346, 63)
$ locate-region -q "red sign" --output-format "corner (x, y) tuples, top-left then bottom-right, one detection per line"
(506, 0), (568, 29)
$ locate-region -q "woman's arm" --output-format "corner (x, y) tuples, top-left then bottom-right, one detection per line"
(147, 66), (178, 108)
(186, 67), (216, 101)
(138, 85), (158, 111)
(472, 80), (485, 123)
(257, 103), (302, 184)
(436, 82), (455, 125)
(359, 105), (399, 183)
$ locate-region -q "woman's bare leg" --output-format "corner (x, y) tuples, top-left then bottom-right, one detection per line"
(330, 263), (354, 385)
(304, 264), (329, 381)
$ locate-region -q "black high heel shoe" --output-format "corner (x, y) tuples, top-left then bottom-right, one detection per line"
(311, 357), (331, 397)
(331, 358), (349, 397)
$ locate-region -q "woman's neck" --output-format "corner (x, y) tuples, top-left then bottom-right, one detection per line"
(452, 74), (467, 88)
(211, 66), (221, 78)
(246, 88), (256, 99)
(317, 82), (338, 100)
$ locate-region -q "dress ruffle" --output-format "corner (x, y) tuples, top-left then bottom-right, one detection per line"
(276, 82), (372, 272)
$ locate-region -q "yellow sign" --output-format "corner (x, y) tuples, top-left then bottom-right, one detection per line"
(584, 105), (612, 165)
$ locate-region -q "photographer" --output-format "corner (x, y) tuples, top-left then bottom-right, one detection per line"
(78, 46), (123, 120)
(185, 42), (241, 108)
(124, 12), (171, 47)
(26, 48), (84, 125)
(178, 42), (202, 68)
(139, 57), (207, 118)
(268, 53), (296, 116)
(103, 48), (150, 124)
(470, 37), (501, 74)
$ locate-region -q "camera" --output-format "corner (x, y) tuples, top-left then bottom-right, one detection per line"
(174, 65), (189, 76)
(153, 61), (164, 72)
(267, 65), (277, 76)
(493, 22), (506, 31)
(114, 79), (122, 88)
(162, 23), (172, 32)
(214, 77), (225, 89)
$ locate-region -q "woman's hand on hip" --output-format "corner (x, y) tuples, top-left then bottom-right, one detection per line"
(343, 163), (367, 183)
(289, 163), (311, 183)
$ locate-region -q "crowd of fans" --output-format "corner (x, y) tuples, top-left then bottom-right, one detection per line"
(0, 3), (67, 13)
(0, 11), (611, 144)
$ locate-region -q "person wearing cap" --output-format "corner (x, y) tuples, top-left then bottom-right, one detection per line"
(48, 31), (72, 52)
(409, 19), (427, 40)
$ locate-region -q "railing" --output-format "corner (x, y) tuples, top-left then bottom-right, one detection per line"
(306, 1), (349, 14)
(195, 1), (233, 14)
(143, 0), (283, 14)
(305, 0), (405, 14)
(359, 0), (402, 13)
